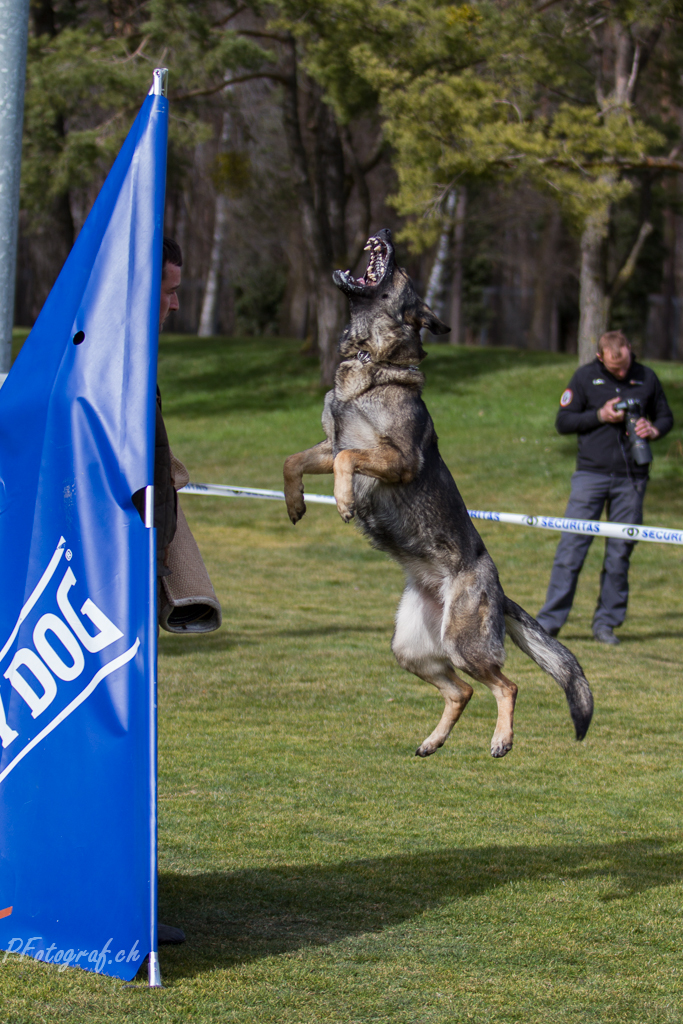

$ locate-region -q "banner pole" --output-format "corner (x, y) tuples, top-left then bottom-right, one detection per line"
(146, 65), (167, 990)
(145, 484), (161, 989)
(0, 0), (30, 379)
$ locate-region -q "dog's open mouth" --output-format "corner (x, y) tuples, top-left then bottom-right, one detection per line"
(361, 235), (390, 285)
(333, 231), (393, 295)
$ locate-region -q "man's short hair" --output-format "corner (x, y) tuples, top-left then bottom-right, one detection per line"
(598, 330), (630, 354)
(162, 237), (183, 275)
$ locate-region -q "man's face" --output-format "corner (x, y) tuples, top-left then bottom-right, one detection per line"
(598, 343), (631, 380)
(159, 262), (181, 329)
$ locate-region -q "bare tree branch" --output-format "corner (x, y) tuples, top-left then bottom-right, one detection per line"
(359, 135), (385, 176)
(239, 29), (290, 43)
(117, 36), (149, 63)
(609, 220), (653, 299)
(493, 98), (523, 122)
(211, 4), (248, 29)
(487, 152), (683, 174)
(172, 70), (289, 102)
(625, 42), (641, 103)
(616, 155), (683, 173)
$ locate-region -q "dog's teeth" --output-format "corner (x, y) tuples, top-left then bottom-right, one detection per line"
(364, 242), (371, 251)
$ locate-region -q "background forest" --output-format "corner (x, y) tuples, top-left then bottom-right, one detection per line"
(16, 0), (683, 383)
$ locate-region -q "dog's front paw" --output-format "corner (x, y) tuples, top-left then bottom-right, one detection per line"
(285, 489), (306, 524)
(284, 482), (306, 524)
(336, 498), (355, 523)
(333, 475), (355, 523)
(283, 457), (307, 524)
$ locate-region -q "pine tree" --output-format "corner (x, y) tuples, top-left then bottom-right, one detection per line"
(286, 0), (683, 362)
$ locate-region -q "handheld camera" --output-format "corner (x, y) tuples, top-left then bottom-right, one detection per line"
(613, 398), (652, 466)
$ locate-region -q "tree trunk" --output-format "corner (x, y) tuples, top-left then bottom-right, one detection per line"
(199, 109), (231, 338)
(342, 126), (374, 269)
(424, 191), (456, 315)
(279, 229), (311, 339)
(578, 207), (610, 365)
(530, 207), (561, 350)
(675, 175), (683, 360)
(317, 277), (346, 387)
(311, 91), (346, 265)
(198, 192), (228, 337)
(449, 188), (466, 344)
(279, 37), (344, 386)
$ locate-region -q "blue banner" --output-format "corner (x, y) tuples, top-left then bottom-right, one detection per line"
(0, 76), (167, 981)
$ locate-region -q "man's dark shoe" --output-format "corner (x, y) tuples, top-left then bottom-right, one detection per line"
(158, 923), (185, 944)
(593, 627), (619, 646)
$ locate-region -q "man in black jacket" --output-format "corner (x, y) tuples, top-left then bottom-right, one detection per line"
(133, 238), (181, 580)
(154, 238), (181, 574)
(132, 237), (186, 947)
(536, 330), (673, 645)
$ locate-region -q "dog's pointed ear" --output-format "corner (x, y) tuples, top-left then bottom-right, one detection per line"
(419, 302), (451, 336)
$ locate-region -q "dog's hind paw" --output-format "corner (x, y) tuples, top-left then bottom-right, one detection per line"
(415, 740), (440, 758)
(490, 738), (513, 758)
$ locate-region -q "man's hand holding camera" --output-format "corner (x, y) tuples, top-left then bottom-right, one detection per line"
(597, 397), (659, 438)
(633, 418), (659, 440)
(597, 397), (624, 424)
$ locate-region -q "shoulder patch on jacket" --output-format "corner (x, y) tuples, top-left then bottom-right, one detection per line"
(560, 388), (573, 407)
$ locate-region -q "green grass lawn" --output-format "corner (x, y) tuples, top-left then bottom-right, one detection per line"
(3, 336), (683, 1023)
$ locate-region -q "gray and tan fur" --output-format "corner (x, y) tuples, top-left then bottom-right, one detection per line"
(284, 229), (593, 758)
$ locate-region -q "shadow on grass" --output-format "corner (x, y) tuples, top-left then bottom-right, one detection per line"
(617, 631), (683, 642)
(155, 336), (571, 418)
(552, 628), (683, 643)
(158, 337), (323, 418)
(159, 623), (387, 657)
(157, 838), (681, 980)
(423, 346), (565, 395)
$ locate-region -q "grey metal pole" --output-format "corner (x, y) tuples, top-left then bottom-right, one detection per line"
(0, 0), (30, 381)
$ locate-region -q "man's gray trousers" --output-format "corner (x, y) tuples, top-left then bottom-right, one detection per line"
(537, 471), (647, 634)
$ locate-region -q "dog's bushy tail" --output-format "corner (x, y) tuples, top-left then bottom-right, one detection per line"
(503, 596), (593, 740)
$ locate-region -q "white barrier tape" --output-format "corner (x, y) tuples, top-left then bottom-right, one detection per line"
(468, 510), (683, 546)
(181, 481), (335, 505)
(179, 482), (683, 546)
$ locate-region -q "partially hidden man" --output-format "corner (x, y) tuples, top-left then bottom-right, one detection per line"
(132, 237), (222, 947)
(536, 330), (673, 645)
(133, 236), (222, 635)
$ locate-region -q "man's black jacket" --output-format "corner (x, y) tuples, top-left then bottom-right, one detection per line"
(556, 357), (673, 478)
(131, 387), (177, 575)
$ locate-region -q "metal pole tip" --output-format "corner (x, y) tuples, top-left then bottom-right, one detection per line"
(151, 69), (168, 97)
(148, 951), (162, 988)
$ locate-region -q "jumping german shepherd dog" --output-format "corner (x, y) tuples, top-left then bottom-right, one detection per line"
(284, 229), (593, 758)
